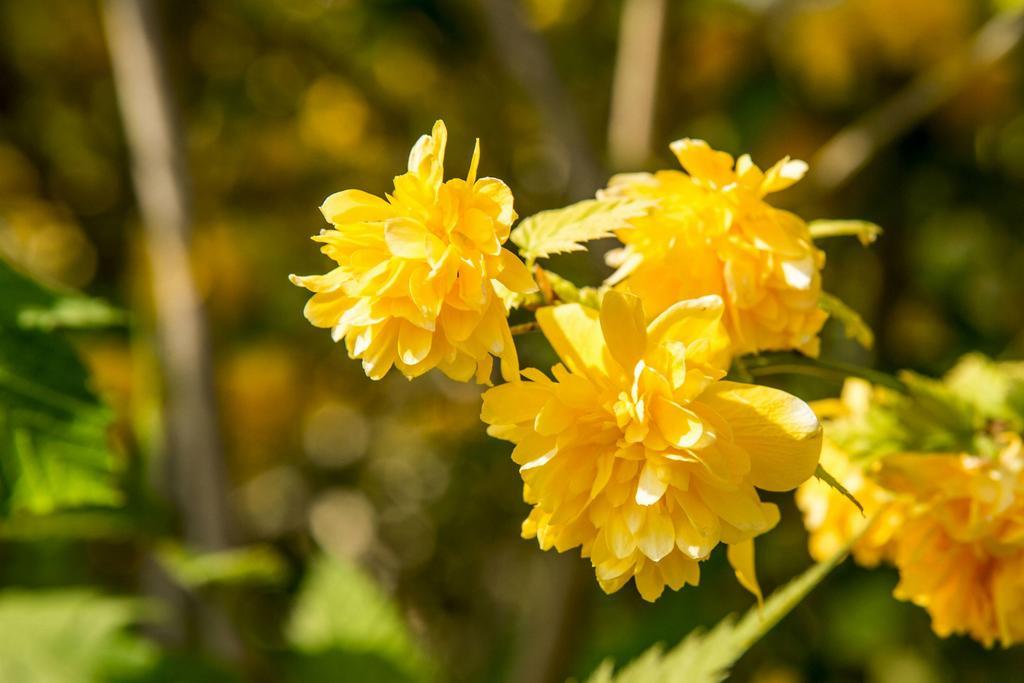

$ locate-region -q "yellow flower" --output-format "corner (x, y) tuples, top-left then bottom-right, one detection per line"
(291, 120), (537, 382)
(796, 381), (902, 566)
(876, 437), (1024, 647)
(481, 291), (822, 601)
(797, 379), (1024, 646)
(603, 139), (827, 356)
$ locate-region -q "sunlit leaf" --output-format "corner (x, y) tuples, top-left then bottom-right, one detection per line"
(285, 555), (434, 683)
(510, 198), (652, 264)
(0, 590), (156, 683)
(819, 292), (873, 349)
(156, 542), (290, 590)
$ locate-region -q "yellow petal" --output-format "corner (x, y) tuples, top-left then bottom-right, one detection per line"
(320, 189), (393, 224)
(536, 304), (612, 381)
(669, 138), (736, 188)
(636, 460), (668, 506)
(397, 322), (433, 366)
(495, 249), (537, 293)
(647, 295), (725, 349)
(638, 512), (675, 562)
(467, 138), (481, 185)
(699, 381), (821, 491)
(651, 396), (704, 449)
(480, 381), (550, 425)
(384, 217), (430, 259)
(727, 538), (763, 606)
(600, 291), (647, 372)
(407, 119), (447, 188)
(761, 157), (808, 194)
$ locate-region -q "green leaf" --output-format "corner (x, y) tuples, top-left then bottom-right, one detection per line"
(156, 542), (290, 589)
(0, 328), (121, 515)
(285, 555), (434, 683)
(814, 463), (863, 514)
(0, 258), (125, 331)
(0, 589), (157, 683)
(510, 198), (652, 265)
(0, 257), (121, 516)
(582, 541), (851, 683)
(807, 219), (882, 246)
(819, 292), (873, 349)
(943, 353), (1024, 430)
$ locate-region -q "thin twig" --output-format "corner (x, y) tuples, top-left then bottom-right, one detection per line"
(742, 353), (905, 391)
(510, 321), (540, 336)
(810, 10), (1024, 192)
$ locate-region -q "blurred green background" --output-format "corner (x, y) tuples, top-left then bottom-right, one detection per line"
(1, 0), (1023, 681)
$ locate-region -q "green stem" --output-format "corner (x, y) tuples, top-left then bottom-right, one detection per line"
(741, 353), (904, 391)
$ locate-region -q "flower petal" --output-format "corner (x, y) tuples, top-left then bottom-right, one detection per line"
(700, 381), (822, 491)
(384, 218), (430, 259)
(495, 248), (537, 293)
(600, 291), (647, 372)
(536, 304), (612, 381)
(636, 460), (668, 506)
(320, 189), (393, 224)
(727, 538), (763, 606)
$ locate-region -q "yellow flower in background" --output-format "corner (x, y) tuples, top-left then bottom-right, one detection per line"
(876, 437), (1024, 647)
(603, 139), (827, 357)
(481, 291), (822, 601)
(291, 121), (537, 382)
(796, 380), (902, 566)
(797, 376), (1024, 647)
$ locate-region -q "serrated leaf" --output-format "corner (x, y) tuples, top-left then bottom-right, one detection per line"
(808, 220), (882, 246)
(820, 292), (873, 349)
(510, 198), (652, 264)
(286, 555), (434, 683)
(814, 463), (863, 514)
(582, 539), (851, 683)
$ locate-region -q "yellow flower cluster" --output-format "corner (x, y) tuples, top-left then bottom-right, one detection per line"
(797, 381), (1024, 646)
(291, 121), (536, 382)
(293, 121), (836, 603)
(603, 139), (827, 357)
(482, 291), (822, 601)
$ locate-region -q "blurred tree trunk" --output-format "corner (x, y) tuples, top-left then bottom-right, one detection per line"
(101, 0), (241, 661)
(608, 0), (667, 170)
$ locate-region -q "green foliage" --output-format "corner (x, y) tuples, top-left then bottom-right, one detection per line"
(825, 355), (1024, 462)
(0, 259), (126, 331)
(156, 542), (290, 590)
(0, 589), (156, 682)
(820, 292), (874, 349)
(807, 219), (882, 246)
(582, 540), (850, 683)
(0, 258), (121, 515)
(510, 198), (652, 265)
(944, 353), (1024, 431)
(285, 555), (434, 683)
